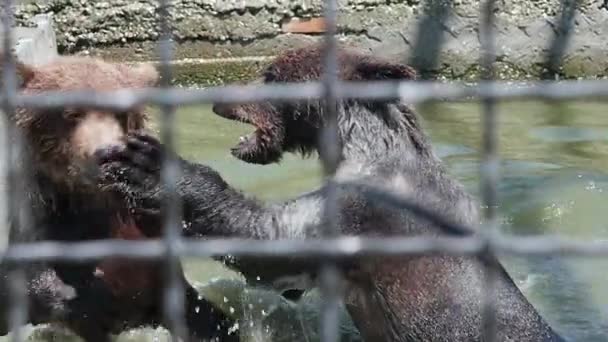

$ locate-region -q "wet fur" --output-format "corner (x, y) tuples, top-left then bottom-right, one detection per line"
(0, 57), (237, 342)
(98, 45), (565, 341)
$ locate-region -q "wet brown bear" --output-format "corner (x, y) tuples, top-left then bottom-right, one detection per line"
(0, 56), (237, 342)
(98, 44), (565, 341)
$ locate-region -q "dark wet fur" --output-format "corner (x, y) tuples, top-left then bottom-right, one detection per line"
(1, 173), (237, 342)
(99, 44), (565, 342)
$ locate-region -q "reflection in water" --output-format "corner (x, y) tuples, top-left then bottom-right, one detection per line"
(6, 101), (608, 341)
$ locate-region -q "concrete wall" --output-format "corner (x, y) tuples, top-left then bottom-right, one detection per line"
(12, 0), (608, 79)
(12, 13), (57, 66)
(1, 12), (57, 66)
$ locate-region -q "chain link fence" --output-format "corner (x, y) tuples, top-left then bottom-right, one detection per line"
(0, 0), (605, 341)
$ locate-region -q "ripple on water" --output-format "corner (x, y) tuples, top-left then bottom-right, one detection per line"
(434, 143), (476, 159)
(529, 126), (608, 143)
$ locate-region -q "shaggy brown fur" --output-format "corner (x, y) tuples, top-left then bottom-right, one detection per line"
(14, 57), (150, 188)
(0, 56), (237, 342)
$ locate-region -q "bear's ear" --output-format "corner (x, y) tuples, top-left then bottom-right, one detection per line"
(0, 55), (36, 88)
(15, 61), (35, 87)
(355, 59), (417, 81)
(118, 63), (160, 88)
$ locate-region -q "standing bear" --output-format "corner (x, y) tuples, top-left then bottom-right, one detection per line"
(97, 44), (565, 342)
(0, 56), (237, 342)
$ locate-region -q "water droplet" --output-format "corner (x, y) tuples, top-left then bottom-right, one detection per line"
(223, 296), (229, 303)
(195, 306), (200, 313)
(228, 322), (240, 334)
(586, 181), (597, 190)
(229, 306), (235, 314)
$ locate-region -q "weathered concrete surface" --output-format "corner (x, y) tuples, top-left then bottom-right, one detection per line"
(12, 0), (608, 80)
(1, 13), (57, 66)
(12, 13), (58, 66)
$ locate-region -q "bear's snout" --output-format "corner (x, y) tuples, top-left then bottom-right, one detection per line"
(71, 111), (126, 159)
(212, 103), (240, 120)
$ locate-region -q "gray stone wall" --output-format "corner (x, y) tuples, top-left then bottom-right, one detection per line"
(13, 0), (608, 79)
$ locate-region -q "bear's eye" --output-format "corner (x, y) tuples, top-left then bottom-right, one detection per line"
(263, 70), (276, 83)
(64, 108), (84, 122)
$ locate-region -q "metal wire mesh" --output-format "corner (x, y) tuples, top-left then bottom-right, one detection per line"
(2, 0), (29, 341)
(0, 0), (602, 341)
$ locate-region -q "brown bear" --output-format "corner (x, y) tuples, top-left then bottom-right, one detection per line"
(97, 44), (565, 341)
(0, 56), (237, 342)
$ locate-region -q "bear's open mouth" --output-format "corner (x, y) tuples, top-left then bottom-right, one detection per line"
(212, 103), (284, 165)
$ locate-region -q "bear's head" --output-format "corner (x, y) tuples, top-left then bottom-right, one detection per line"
(212, 44), (417, 164)
(8, 57), (159, 192)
